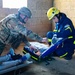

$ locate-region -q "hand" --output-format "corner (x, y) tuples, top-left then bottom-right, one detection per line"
(35, 51), (41, 56)
(42, 38), (48, 43)
(51, 36), (57, 44)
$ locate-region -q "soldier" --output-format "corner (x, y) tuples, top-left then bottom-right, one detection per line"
(0, 7), (46, 55)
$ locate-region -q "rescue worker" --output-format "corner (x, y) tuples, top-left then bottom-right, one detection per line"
(0, 7), (46, 55)
(46, 7), (75, 60)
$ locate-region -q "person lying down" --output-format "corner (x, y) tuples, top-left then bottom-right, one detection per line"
(29, 42), (49, 56)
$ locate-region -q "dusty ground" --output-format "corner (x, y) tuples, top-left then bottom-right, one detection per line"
(1, 43), (75, 75)
(20, 56), (75, 75)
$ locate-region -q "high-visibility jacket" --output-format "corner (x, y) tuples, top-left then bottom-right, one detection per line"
(47, 13), (75, 57)
(54, 13), (75, 56)
(54, 13), (75, 39)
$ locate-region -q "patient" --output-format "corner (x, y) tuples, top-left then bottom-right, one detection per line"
(24, 42), (49, 56)
(26, 38), (64, 57)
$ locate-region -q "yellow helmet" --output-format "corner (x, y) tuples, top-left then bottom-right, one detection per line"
(47, 7), (60, 20)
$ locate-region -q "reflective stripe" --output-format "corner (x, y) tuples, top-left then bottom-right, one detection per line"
(48, 39), (52, 42)
(53, 29), (60, 32)
(58, 30), (60, 32)
(65, 26), (72, 32)
(22, 50), (27, 54)
(68, 36), (73, 39)
(23, 50), (38, 60)
(73, 41), (75, 44)
(60, 52), (68, 58)
(53, 29), (57, 32)
(31, 56), (38, 60)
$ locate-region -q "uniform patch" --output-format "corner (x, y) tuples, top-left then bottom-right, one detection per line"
(64, 25), (70, 28)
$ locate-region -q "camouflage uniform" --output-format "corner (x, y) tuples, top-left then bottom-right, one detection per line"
(0, 14), (43, 55)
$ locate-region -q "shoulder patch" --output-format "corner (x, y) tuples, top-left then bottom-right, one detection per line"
(64, 24), (70, 28)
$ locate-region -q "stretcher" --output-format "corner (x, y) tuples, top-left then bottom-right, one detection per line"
(0, 60), (33, 75)
(23, 38), (65, 62)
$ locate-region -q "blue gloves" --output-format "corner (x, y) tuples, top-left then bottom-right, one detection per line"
(51, 34), (63, 45)
(51, 34), (58, 44)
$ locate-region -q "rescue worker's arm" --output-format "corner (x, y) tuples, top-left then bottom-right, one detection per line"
(55, 25), (73, 38)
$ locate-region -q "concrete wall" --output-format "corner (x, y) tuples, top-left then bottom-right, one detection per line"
(53, 0), (75, 28)
(27, 0), (53, 37)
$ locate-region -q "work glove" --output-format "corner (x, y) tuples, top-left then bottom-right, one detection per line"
(51, 34), (58, 44)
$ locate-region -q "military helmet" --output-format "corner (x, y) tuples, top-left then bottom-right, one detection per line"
(18, 7), (32, 18)
(47, 7), (60, 20)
